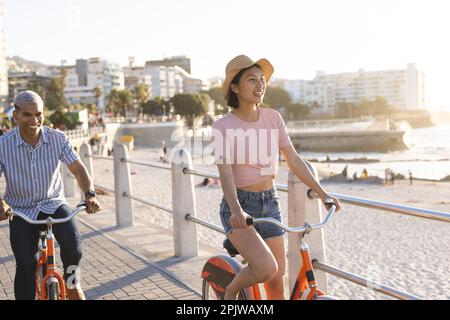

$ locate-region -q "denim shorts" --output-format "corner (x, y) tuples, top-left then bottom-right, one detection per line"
(219, 188), (285, 240)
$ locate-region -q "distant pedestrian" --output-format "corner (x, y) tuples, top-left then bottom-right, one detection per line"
(408, 170), (413, 185)
(342, 165), (348, 179)
(160, 140), (168, 163)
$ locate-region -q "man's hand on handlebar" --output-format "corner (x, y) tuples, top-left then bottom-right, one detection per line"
(84, 196), (101, 214)
(0, 199), (12, 222)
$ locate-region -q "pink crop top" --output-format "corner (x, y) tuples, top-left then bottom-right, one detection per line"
(212, 107), (293, 187)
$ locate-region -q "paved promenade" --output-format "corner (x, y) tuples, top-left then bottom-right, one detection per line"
(0, 179), (203, 300)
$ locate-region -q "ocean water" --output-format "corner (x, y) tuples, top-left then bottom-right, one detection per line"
(301, 123), (450, 180)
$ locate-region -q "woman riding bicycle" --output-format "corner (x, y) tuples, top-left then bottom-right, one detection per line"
(212, 55), (341, 300)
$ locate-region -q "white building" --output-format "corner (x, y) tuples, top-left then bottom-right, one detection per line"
(174, 66), (203, 94)
(0, 0), (8, 106)
(123, 66), (152, 95)
(144, 65), (185, 100)
(64, 57), (124, 109)
(274, 64), (428, 113)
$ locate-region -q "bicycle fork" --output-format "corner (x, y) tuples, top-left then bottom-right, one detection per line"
(38, 224), (66, 300)
(289, 238), (325, 300)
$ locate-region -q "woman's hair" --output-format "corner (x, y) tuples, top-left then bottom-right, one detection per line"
(227, 64), (261, 108)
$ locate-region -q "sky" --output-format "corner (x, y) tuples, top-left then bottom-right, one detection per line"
(3, 0), (450, 109)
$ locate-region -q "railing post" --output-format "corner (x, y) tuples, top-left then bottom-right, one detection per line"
(79, 143), (94, 201)
(287, 162), (328, 293)
(113, 144), (134, 227)
(171, 148), (199, 257)
(61, 164), (76, 198)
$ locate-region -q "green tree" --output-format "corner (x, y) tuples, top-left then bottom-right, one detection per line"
(171, 93), (209, 128)
(106, 89), (132, 117)
(133, 84), (150, 106)
(118, 90), (133, 118)
(45, 68), (69, 111)
(263, 86), (292, 108)
(371, 96), (392, 116)
(142, 97), (165, 116)
(205, 87), (227, 109)
(285, 102), (310, 120)
(48, 109), (76, 130)
(106, 89), (121, 116)
(335, 101), (357, 118)
(93, 86), (103, 110)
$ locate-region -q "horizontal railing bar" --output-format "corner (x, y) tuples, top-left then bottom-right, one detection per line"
(122, 158), (172, 171)
(183, 168), (289, 192)
(183, 167), (219, 179)
(94, 184), (115, 193)
(308, 190), (450, 223)
(123, 192), (173, 214)
(312, 260), (423, 300)
(275, 184), (288, 192)
(185, 214), (226, 235)
(90, 155), (114, 161)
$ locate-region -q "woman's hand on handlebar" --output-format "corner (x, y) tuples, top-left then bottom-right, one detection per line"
(321, 194), (341, 212)
(229, 209), (252, 230)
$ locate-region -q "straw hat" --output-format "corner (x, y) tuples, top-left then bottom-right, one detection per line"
(222, 55), (274, 101)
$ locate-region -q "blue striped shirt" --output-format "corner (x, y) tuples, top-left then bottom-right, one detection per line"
(0, 126), (79, 220)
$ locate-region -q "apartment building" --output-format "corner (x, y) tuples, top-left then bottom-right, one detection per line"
(274, 63), (428, 113)
(64, 57), (124, 109)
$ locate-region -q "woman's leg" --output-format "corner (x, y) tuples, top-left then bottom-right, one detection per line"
(263, 236), (286, 300)
(224, 227), (278, 300)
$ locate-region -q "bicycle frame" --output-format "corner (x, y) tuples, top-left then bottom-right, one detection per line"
(11, 202), (86, 300)
(36, 223), (67, 300)
(201, 203), (336, 300)
(289, 237), (326, 300)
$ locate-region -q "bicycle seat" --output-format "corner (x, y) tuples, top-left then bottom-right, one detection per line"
(223, 239), (240, 257)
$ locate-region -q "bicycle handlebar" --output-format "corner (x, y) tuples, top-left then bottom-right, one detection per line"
(11, 202), (87, 225)
(246, 204), (337, 235)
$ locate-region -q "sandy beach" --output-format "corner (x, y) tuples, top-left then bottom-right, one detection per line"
(89, 146), (450, 300)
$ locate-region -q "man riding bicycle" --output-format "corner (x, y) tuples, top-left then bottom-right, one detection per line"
(0, 91), (101, 300)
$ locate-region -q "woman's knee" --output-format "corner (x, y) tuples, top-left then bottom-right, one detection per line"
(252, 257), (278, 283)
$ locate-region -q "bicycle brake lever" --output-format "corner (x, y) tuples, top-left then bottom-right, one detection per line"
(77, 201), (86, 208)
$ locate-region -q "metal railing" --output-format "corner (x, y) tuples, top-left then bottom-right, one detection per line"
(185, 214), (226, 235)
(121, 158), (171, 171)
(308, 190), (450, 223)
(79, 143), (450, 300)
(311, 260), (422, 300)
(182, 167), (288, 192)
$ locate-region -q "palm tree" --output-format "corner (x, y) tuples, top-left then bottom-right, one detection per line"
(94, 86), (103, 111)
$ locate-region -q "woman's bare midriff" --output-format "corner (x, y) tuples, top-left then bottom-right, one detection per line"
(236, 176), (275, 192)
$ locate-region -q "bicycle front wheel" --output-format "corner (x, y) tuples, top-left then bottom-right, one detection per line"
(47, 279), (60, 300)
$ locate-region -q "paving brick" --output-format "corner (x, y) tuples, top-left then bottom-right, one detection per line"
(0, 211), (200, 300)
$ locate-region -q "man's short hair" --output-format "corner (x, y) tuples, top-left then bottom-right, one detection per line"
(13, 91), (44, 109)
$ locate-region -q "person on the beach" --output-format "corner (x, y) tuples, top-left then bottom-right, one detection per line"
(212, 55), (341, 300)
(159, 140), (168, 163)
(0, 91), (101, 300)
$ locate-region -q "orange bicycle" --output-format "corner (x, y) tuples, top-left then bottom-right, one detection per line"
(11, 202), (86, 300)
(201, 201), (336, 300)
